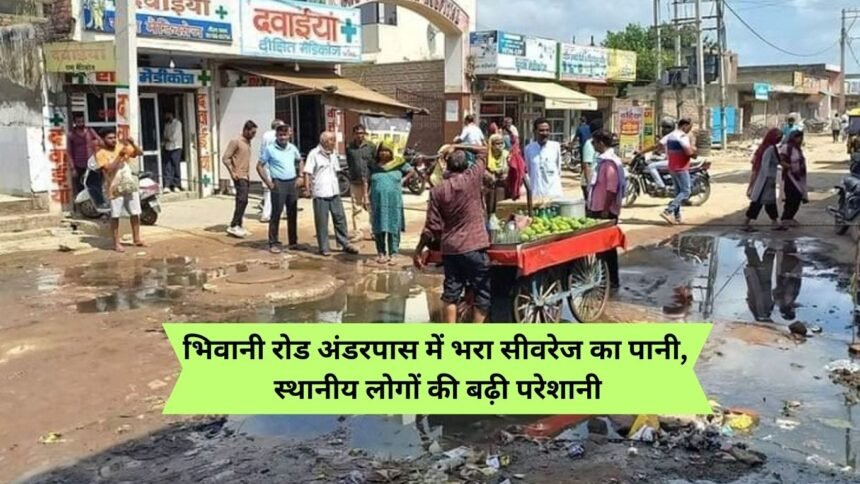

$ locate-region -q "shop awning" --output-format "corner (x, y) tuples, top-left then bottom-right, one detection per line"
(235, 67), (425, 117)
(499, 79), (598, 111)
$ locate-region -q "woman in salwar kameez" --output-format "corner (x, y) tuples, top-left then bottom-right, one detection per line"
(368, 141), (414, 265)
(778, 130), (809, 227)
(743, 128), (784, 231)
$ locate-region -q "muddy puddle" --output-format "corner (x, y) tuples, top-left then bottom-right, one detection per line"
(622, 231), (859, 473)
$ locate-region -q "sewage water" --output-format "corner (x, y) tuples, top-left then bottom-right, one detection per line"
(623, 232), (859, 472)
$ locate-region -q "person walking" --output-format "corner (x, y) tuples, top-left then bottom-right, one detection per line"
(659, 118), (697, 225)
(222, 120), (257, 239)
(413, 146), (491, 324)
(743, 128), (784, 232)
(587, 131), (626, 290)
(524, 118), (564, 199)
(833, 114), (844, 143)
(259, 119), (284, 223)
(778, 130), (808, 227)
(258, 124), (302, 254)
(369, 140), (414, 265)
(93, 129), (145, 252)
(346, 124), (376, 240)
(161, 111), (183, 191)
(66, 113), (104, 206)
(304, 131), (359, 257)
(781, 116), (799, 142)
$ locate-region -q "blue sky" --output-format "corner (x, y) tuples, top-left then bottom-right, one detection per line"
(476, 0), (860, 75)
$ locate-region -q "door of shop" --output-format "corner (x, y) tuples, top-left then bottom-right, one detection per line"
(140, 94), (162, 186)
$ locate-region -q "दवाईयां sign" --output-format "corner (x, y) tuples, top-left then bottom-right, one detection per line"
(163, 323), (712, 415)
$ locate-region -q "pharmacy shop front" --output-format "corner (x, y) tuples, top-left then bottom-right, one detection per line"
(66, 66), (215, 195)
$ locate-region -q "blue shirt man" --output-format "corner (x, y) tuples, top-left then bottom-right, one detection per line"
(575, 118), (592, 154)
(260, 138), (301, 180)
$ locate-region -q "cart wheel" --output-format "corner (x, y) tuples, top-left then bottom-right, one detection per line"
(566, 255), (610, 323)
(513, 271), (564, 324)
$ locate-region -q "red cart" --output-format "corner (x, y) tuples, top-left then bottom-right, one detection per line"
(430, 222), (627, 323)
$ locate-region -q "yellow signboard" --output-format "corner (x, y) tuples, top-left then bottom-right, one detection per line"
(607, 49), (637, 82)
(43, 42), (115, 73)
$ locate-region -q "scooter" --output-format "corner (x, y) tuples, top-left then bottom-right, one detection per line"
(74, 169), (162, 225)
(402, 148), (441, 196)
(829, 158), (860, 240)
(624, 153), (712, 208)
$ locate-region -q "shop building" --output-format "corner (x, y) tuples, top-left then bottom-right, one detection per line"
(469, 30), (637, 143)
(52, 0), (421, 202)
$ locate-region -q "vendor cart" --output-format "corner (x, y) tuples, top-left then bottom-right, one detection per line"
(430, 222), (627, 323)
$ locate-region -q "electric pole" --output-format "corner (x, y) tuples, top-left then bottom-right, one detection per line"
(695, 0), (706, 130)
(116, 1), (140, 152)
(717, 0), (728, 148)
(655, 0), (663, 122)
(841, 9), (847, 114)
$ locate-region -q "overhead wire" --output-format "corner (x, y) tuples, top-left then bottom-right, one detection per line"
(724, 0), (840, 57)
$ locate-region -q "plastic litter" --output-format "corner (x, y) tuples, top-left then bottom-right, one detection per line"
(776, 418), (800, 430)
(485, 454), (510, 470)
(825, 359), (860, 373)
(627, 415), (659, 441)
(567, 444), (586, 459)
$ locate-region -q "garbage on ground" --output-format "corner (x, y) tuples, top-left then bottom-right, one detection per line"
(788, 321), (808, 336)
(567, 444), (586, 459)
(825, 359), (860, 373)
(781, 400), (802, 416)
(724, 408), (759, 433)
(776, 418), (800, 431)
(628, 415), (659, 442)
(485, 454), (510, 470)
(627, 446), (639, 457)
(38, 432), (65, 444)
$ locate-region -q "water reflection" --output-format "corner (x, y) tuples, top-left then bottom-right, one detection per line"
(743, 242), (776, 322)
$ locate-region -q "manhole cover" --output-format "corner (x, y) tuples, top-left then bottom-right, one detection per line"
(226, 268), (295, 285)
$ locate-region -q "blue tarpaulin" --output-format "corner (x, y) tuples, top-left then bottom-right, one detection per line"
(711, 107), (737, 143)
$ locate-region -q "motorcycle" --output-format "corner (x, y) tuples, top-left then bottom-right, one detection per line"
(402, 148), (441, 196)
(829, 158), (860, 240)
(74, 169), (162, 225)
(623, 153), (712, 208)
(561, 142), (582, 174)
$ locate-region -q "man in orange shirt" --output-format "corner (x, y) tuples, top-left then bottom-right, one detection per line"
(94, 128), (145, 252)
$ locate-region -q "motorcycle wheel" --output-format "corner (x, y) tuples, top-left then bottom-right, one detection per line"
(78, 199), (101, 219)
(407, 176), (425, 196)
(687, 178), (711, 206)
(140, 205), (158, 226)
(338, 174), (350, 198)
(623, 182), (640, 208)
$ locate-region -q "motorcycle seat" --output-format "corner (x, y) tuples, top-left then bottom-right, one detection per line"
(654, 159), (707, 174)
(843, 176), (860, 193)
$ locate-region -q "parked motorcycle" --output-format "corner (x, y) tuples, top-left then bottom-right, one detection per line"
(74, 169), (162, 225)
(623, 153), (712, 208)
(402, 148), (441, 196)
(561, 142), (582, 174)
(829, 159), (860, 240)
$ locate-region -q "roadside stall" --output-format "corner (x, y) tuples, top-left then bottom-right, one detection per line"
(847, 108), (860, 156)
(429, 198), (626, 324)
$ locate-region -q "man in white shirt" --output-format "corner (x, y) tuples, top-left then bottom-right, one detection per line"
(259, 119), (284, 223)
(162, 111), (183, 191)
(454, 114), (485, 146)
(523, 118), (564, 199)
(303, 131), (359, 257)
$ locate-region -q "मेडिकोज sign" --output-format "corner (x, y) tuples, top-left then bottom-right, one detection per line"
(470, 31), (558, 80)
(71, 68), (213, 88)
(82, 0), (234, 43)
(753, 83), (771, 101)
(43, 41), (115, 73)
(241, 0), (362, 63)
(606, 49), (637, 82)
(558, 43), (608, 83)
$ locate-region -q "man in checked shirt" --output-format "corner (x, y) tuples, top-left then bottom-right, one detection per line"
(414, 145), (491, 324)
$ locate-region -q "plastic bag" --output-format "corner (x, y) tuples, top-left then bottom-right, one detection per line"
(113, 164), (138, 196)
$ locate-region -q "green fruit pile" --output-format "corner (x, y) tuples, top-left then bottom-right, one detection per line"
(519, 216), (600, 242)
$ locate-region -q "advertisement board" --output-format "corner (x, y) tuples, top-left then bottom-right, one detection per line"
(607, 49), (637, 82)
(558, 44), (608, 82)
(82, 0), (234, 43)
(470, 30), (557, 79)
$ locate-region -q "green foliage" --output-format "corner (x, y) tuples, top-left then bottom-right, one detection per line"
(602, 23), (716, 83)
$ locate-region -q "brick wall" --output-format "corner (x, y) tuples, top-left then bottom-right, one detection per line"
(342, 60), (446, 152)
(43, 0), (74, 41)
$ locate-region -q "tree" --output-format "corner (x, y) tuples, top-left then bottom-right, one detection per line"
(602, 23), (715, 83)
